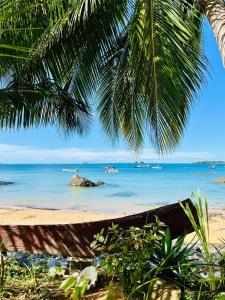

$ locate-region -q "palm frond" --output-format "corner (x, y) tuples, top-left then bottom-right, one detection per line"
(98, 0), (206, 152)
(0, 80), (91, 134)
(0, 0), (207, 152)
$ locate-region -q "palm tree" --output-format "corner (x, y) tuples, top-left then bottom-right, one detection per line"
(203, 0), (225, 67)
(0, 0), (221, 152)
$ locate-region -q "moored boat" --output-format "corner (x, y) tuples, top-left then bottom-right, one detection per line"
(62, 168), (79, 172)
(209, 165), (216, 170)
(105, 166), (119, 173)
(152, 165), (162, 170)
(0, 199), (197, 258)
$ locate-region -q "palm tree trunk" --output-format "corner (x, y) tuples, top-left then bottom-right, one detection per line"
(203, 0), (225, 67)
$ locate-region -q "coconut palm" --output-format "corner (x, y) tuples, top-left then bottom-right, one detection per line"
(0, 0), (220, 152)
(203, 0), (225, 67)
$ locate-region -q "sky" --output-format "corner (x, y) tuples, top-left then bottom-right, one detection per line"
(0, 21), (225, 164)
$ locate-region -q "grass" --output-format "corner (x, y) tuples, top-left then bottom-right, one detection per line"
(0, 256), (66, 300)
(1, 279), (66, 300)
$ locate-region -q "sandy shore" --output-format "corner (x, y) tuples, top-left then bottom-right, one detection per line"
(0, 206), (225, 245)
(0, 207), (123, 225)
(186, 207), (225, 245)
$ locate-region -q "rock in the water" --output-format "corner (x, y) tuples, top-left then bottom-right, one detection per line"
(69, 175), (104, 187)
(95, 180), (105, 186)
(0, 181), (13, 185)
(214, 178), (225, 183)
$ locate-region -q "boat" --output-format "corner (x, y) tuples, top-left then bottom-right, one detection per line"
(134, 162), (150, 168)
(62, 168), (79, 172)
(0, 199), (197, 259)
(209, 165), (216, 170)
(152, 165), (162, 170)
(105, 166), (119, 173)
(134, 163), (145, 168)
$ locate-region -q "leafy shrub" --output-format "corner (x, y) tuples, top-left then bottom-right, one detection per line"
(92, 218), (195, 299)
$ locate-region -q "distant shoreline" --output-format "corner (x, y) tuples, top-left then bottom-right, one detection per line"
(194, 161), (225, 164)
(0, 162), (200, 165)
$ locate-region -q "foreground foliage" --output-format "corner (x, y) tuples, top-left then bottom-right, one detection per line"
(2, 195), (225, 299)
(0, 255), (65, 299)
(0, 0), (206, 152)
(91, 195), (225, 299)
(92, 220), (196, 299)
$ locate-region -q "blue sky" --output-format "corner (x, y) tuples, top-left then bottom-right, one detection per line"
(0, 21), (225, 163)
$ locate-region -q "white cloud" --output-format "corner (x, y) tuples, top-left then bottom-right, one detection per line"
(0, 143), (212, 163)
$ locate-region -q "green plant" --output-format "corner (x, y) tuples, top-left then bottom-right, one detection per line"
(92, 219), (195, 299)
(22, 258), (47, 288)
(0, 241), (7, 292)
(180, 193), (225, 299)
(60, 266), (97, 300)
(149, 228), (197, 290)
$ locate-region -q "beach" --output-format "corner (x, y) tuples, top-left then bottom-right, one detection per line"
(0, 206), (225, 245)
(0, 207), (121, 225)
(187, 207), (225, 245)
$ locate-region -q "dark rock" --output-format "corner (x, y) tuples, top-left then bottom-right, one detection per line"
(69, 175), (104, 187)
(95, 180), (105, 186)
(0, 181), (13, 185)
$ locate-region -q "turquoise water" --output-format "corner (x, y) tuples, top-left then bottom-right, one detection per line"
(0, 163), (224, 213)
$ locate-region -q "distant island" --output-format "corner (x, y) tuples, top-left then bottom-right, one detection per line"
(194, 161), (225, 164)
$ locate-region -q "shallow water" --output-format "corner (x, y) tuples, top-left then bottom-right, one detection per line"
(0, 163), (224, 213)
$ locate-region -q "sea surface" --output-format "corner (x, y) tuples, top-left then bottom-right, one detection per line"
(0, 163), (225, 213)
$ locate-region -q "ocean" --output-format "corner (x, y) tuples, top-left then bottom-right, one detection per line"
(0, 163), (224, 213)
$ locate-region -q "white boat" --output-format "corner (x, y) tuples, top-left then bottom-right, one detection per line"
(152, 165), (162, 170)
(134, 165), (143, 168)
(62, 168), (79, 172)
(135, 163), (150, 168)
(209, 165), (216, 170)
(105, 167), (119, 173)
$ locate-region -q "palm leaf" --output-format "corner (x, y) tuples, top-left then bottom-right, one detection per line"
(0, 80), (91, 133)
(0, 0), (207, 152)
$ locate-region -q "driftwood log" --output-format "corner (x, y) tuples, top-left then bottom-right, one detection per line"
(0, 199), (197, 259)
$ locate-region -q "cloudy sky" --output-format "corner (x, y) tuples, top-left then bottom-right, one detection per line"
(0, 22), (224, 164)
(0, 143), (212, 164)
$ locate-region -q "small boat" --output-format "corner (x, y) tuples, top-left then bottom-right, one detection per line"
(62, 168), (79, 172)
(105, 166), (119, 173)
(0, 199), (197, 258)
(135, 164), (150, 168)
(209, 165), (216, 170)
(152, 165), (162, 170)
